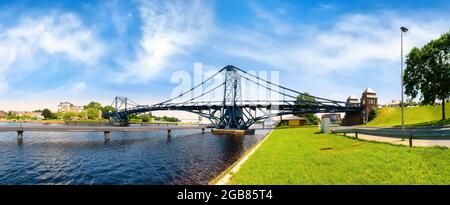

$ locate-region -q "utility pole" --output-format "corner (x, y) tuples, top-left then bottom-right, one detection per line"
(400, 26), (409, 131)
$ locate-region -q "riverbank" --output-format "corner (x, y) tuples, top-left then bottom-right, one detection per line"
(209, 129), (273, 185)
(226, 127), (449, 185)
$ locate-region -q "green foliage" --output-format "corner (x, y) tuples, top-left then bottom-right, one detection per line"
(162, 116), (179, 122)
(101, 105), (115, 115)
(153, 115), (179, 122)
(295, 92), (320, 125)
(368, 107), (378, 122)
(229, 128), (450, 185)
(404, 30), (450, 120)
(141, 114), (151, 122)
(63, 112), (76, 122)
(77, 111), (87, 120)
(42, 109), (56, 120)
(84, 101), (102, 110)
(6, 111), (16, 119)
(54, 112), (64, 119)
(86, 108), (100, 120)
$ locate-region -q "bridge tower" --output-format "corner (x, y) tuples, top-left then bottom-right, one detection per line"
(110, 96), (130, 126)
(218, 66), (245, 129)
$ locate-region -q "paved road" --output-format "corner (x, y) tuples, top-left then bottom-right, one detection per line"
(331, 126), (450, 148)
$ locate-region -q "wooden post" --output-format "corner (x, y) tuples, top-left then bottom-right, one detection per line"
(201, 128), (205, 134)
(167, 129), (172, 137)
(17, 130), (24, 144)
(409, 133), (413, 147)
(355, 132), (358, 139)
(104, 131), (111, 143)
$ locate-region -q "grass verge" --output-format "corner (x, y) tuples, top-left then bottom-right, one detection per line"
(367, 103), (450, 127)
(228, 127), (449, 185)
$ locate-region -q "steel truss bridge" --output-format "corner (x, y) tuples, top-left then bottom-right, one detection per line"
(103, 65), (360, 129)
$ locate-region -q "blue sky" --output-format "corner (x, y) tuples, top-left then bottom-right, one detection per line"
(0, 0), (449, 111)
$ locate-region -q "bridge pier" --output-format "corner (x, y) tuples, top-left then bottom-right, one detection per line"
(104, 131), (111, 143)
(17, 130), (24, 144)
(212, 129), (255, 135)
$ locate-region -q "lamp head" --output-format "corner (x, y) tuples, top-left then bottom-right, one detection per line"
(400, 27), (408, 32)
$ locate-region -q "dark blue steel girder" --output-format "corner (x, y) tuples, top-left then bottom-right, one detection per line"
(103, 65), (362, 129)
(103, 102), (360, 129)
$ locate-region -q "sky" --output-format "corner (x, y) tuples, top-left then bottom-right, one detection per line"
(0, 0), (450, 113)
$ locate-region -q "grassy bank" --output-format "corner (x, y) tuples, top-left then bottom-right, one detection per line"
(366, 103), (450, 127)
(228, 127), (449, 185)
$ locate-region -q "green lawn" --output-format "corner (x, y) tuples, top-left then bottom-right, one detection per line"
(366, 103), (450, 127)
(228, 128), (449, 185)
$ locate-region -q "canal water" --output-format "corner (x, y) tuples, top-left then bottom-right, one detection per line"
(0, 122), (269, 185)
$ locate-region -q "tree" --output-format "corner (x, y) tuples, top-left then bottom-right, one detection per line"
(86, 108), (100, 120)
(404, 30), (450, 120)
(6, 111), (17, 120)
(84, 102), (102, 110)
(77, 111), (87, 120)
(42, 109), (56, 120)
(63, 112), (76, 122)
(368, 108), (378, 122)
(141, 114), (151, 122)
(101, 105), (115, 114)
(295, 93), (321, 125)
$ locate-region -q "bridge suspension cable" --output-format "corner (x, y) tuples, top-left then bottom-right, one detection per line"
(154, 67), (227, 105)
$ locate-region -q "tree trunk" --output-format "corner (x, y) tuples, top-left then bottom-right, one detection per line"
(442, 99), (446, 120)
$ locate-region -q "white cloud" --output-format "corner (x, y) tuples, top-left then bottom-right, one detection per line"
(113, 0), (212, 82)
(219, 12), (450, 75)
(0, 13), (103, 93)
(70, 82), (87, 95)
(216, 10), (450, 104)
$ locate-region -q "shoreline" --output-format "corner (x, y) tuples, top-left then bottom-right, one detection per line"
(0, 119), (194, 125)
(209, 129), (273, 185)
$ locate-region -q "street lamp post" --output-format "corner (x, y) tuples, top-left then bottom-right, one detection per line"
(400, 26), (408, 131)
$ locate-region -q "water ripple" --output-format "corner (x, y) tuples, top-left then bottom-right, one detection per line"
(0, 125), (267, 184)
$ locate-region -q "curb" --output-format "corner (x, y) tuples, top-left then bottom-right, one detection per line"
(209, 130), (273, 185)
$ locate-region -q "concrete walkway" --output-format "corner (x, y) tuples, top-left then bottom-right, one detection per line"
(345, 133), (450, 148)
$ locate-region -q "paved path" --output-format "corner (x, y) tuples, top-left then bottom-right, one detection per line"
(331, 126), (450, 148)
(344, 133), (450, 148)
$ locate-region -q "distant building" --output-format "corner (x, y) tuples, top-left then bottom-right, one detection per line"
(58, 102), (84, 113)
(279, 116), (307, 126)
(0, 110), (6, 118)
(382, 100), (401, 108)
(346, 95), (360, 107)
(24, 111), (44, 119)
(341, 88), (378, 126)
(361, 88), (378, 123)
(321, 113), (341, 123)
